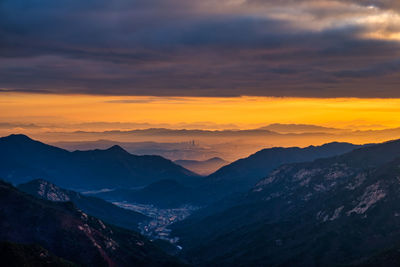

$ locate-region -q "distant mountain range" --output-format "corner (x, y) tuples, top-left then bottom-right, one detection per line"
(36, 124), (400, 164)
(90, 142), (363, 208)
(42, 124), (400, 136)
(0, 180), (180, 266)
(258, 123), (344, 134)
(0, 134), (200, 190)
(18, 179), (149, 231)
(174, 157), (228, 176)
(32, 123), (400, 145)
(52, 139), (224, 162)
(172, 139), (400, 266)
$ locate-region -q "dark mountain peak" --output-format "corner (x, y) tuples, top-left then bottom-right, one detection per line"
(257, 146), (292, 154)
(105, 144), (127, 153)
(297, 142), (361, 154)
(0, 134), (68, 156)
(251, 142), (360, 158)
(22, 179), (60, 192)
(327, 138), (400, 169)
(1, 134), (35, 143)
(254, 142), (356, 155)
(19, 179), (72, 202)
(318, 141), (359, 148)
(0, 134), (199, 188)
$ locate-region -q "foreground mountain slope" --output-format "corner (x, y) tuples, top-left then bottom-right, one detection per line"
(0, 134), (199, 189)
(0, 180), (181, 266)
(201, 142), (362, 200)
(173, 139), (400, 266)
(0, 241), (77, 267)
(18, 179), (149, 231)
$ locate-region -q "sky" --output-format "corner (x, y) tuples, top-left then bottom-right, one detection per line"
(2, 0), (400, 97)
(1, 0), (400, 140)
(2, 93), (400, 131)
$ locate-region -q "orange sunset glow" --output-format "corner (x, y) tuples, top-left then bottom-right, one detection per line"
(2, 93), (400, 131)
(3, 93), (400, 159)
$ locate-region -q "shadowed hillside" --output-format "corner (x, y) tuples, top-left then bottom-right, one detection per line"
(0, 134), (200, 190)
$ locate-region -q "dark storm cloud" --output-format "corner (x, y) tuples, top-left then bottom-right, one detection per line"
(1, 0), (400, 97)
(334, 60), (400, 78)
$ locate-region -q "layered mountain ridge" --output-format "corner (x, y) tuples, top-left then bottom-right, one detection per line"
(173, 139), (400, 266)
(199, 142), (363, 202)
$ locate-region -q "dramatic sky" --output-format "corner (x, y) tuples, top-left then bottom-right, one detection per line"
(2, 0), (400, 97)
(1, 0), (400, 138)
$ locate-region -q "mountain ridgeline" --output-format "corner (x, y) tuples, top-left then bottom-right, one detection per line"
(0, 134), (200, 190)
(172, 139), (400, 266)
(200, 142), (363, 201)
(0, 134), (363, 208)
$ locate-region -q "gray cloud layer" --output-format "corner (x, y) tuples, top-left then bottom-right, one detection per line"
(1, 0), (400, 97)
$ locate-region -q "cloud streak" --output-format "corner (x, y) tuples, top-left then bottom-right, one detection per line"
(1, 0), (400, 97)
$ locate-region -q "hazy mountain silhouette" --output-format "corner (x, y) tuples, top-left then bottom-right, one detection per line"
(53, 139), (223, 162)
(259, 123), (343, 133)
(0, 134), (200, 189)
(175, 157), (228, 176)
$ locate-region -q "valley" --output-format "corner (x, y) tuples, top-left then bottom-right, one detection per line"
(113, 202), (199, 243)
